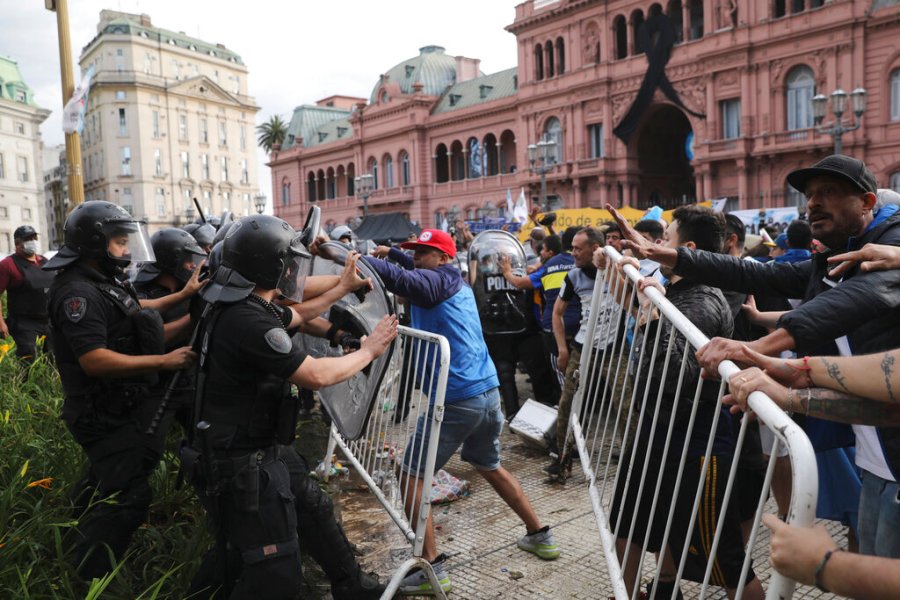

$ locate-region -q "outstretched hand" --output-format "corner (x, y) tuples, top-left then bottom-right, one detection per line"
(828, 243), (900, 278)
(183, 259), (209, 297)
(339, 252), (372, 292)
(361, 314), (399, 359)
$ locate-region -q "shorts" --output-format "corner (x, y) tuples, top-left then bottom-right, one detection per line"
(402, 387), (503, 476)
(610, 435), (755, 588)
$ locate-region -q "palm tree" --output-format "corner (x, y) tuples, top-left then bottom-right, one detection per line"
(256, 115), (288, 153)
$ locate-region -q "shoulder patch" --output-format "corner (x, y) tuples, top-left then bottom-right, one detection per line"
(64, 296), (88, 322)
(264, 328), (292, 354)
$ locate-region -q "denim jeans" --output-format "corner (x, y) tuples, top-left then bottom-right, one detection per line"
(402, 387), (503, 476)
(858, 469), (900, 557)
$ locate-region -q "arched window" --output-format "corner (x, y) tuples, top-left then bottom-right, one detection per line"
(434, 144), (449, 183)
(326, 167), (336, 199)
(400, 151), (410, 186)
(891, 172), (900, 193)
(368, 158), (379, 190)
(450, 140), (465, 181)
(614, 15), (628, 60)
(306, 172), (317, 202)
(499, 130), (516, 174)
(346, 162), (356, 195)
(534, 44), (544, 80)
(281, 179), (291, 205)
(543, 117), (563, 164)
(667, 0), (684, 43)
(483, 133), (499, 176)
(688, 0), (704, 40)
(384, 154), (394, 188)
(892, 69), (900, 122)
(555, 37), (565, 75)
(316, 169), (326, 201)
(786, 66), (815, 131)
(545, 40), (555, 78)
(649, 3), (663, 16)
(467, 136), (483, 179)
(631, 10), (645, 55)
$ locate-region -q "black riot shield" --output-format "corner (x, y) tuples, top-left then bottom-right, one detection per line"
(468, 230), (529, 336)
(296, 241), (395, 440)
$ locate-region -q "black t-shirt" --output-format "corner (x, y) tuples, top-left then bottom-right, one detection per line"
(203, 298), (307, 448)
(49, 265), (134, 400)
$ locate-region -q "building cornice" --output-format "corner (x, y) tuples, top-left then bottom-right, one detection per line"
(506, 0), (602, 34)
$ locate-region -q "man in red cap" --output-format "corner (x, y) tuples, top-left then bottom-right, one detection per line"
(0, 225), (54, 361)
(368, 229), (560, 595)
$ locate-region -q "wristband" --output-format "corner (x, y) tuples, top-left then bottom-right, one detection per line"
(814, 547), (842, 593)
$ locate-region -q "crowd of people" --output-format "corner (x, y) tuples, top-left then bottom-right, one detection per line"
(1, 152), (899, 598)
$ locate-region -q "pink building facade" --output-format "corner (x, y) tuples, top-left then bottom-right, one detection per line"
(271, 0), (900, 232)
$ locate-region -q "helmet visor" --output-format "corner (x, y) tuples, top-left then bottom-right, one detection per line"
(277, 240), (314, 303)
(102, 221), (156, 266)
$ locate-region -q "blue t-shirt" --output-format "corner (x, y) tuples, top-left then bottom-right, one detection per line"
(528, 253), (579, 334)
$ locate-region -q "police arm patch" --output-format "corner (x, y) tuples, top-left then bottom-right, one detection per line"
(64, 297), (88, 323)
(264, 328), (292, 354)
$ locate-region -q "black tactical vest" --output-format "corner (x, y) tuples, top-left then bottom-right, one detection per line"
(8, 254), (54, 318)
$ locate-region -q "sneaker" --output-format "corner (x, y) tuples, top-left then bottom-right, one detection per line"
(517, 526), (560, 560)
(399, 554), (452, 595)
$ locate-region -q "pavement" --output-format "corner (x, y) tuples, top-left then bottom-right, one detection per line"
(306, 374), (845, 599)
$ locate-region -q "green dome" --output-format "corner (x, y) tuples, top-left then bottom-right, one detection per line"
(369, 46), (460, 103)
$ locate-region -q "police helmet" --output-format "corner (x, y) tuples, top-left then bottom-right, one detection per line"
(44, 201), (154, 272)
(222, 215), (312, 301)
(330, 225), (354, 242)
(183, 222), (216, 250)
(212, 219), (237, 247)
(149, 228), (207, 283)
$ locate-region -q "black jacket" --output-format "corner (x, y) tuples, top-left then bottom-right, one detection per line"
(672, 208), (900, 477)
(673, 210), (900, 358)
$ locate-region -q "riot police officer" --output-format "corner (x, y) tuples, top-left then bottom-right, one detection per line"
(44, 201), (197, 579)
(183, 222), (217, 253)
(186, 214), (397, 599)
(134, 227), (207, 346)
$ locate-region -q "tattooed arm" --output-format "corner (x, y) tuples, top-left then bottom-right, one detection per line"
(731, 345), (900, 404)
(724, 367), (900, 426)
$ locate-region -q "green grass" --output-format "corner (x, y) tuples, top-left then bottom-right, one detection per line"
(0, 342), (211, 599)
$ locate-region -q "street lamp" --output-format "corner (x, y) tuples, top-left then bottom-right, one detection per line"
(354, 173), (374, 217)
(185, 204), (195, 223)
(254, 192), (267, 215)
(811, 86), (867, 155)
(527, 135), (558, 211)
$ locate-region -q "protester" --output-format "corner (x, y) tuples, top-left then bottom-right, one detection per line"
(365, 229), (560, 595)
(606, 154), (900, 558)
(610, 205), (763, 600)
(548, 227), (608, 477)
(0, 225), (54, 361)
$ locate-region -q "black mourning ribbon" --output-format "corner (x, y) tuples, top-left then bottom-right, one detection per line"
(613, 14), (706, 146)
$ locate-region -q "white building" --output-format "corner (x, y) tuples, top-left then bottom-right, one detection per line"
(0, 56), (50, 254)
(79, 10), (261, 230)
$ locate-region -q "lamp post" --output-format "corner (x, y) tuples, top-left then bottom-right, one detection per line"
(254, 192), (267, 215)
(354, 173), (374, 217)
(811, 87), (867, 155)
(527, 135), (558, 211)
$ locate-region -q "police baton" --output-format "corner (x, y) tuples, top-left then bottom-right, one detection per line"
(145, 304), (209, 436)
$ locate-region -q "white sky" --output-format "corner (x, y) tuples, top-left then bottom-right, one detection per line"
(4, 0), (519, 210)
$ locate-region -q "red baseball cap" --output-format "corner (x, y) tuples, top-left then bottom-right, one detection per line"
(400, 229), (457, 258)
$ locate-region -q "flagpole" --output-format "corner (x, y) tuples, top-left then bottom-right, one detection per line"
(47, 0), (85, 206)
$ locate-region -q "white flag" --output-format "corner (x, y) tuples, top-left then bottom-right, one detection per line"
(440, 215), (450, 232)
(505, 188), (514, 221)
(711, 198), (728, 213)
(62, 65), (94, 135)
(512, 188), (529, 223)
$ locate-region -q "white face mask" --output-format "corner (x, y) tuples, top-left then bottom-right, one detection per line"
(22, 241), (39, 256)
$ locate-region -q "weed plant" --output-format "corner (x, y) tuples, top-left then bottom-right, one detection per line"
(0, 342), (210, 599)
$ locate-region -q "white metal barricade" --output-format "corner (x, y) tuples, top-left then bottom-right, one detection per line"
(567, 247), (818, 600)
(323, 325), (451, 600)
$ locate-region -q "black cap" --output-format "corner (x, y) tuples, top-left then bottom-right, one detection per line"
(787, 154), (878, 196)
(14, 225), (38, 240)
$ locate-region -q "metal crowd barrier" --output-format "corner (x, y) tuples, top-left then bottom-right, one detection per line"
(567, 247), (818, 600)
(322, 325), (451, 600)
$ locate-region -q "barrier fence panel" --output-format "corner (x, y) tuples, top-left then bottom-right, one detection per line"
(322, 325), (451, 600)
(567, 247), (818, 600)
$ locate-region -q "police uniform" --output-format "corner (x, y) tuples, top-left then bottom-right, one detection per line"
(188, 215), (384, 600)
(48, 261), (167, 579)
(1, 252), (54, 359)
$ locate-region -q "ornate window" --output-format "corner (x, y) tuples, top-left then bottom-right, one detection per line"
(786, 66), (815, 131)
